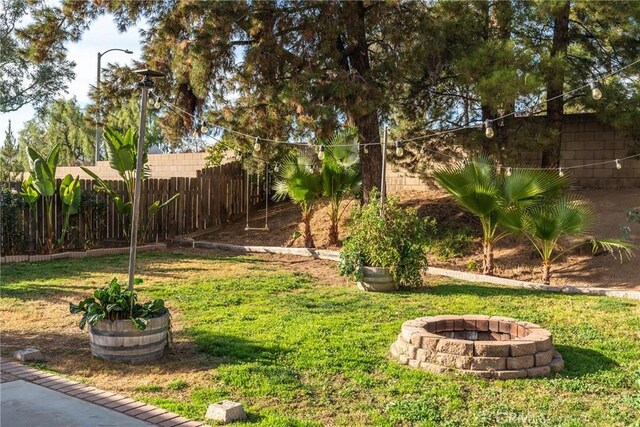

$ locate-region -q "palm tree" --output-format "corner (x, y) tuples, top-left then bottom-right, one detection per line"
(434, 156), (568, 275)
(273, 153), (323, 248)
(519, 197), (634, 284)
(321, 127), (362, 245)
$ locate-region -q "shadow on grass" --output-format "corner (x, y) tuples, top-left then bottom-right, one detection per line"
(186, 328), (289, 364)
(0, 250), (260, 290)
(1, 327), (280, 375)
(555, 344), (619, 377)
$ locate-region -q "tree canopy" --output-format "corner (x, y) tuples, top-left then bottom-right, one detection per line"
(10, 1), (640, 187)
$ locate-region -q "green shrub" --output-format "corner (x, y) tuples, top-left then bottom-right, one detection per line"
(427, 224), (475, 260)
(0, 186), (27, 254)
(69, 278), (169, 330)
(338, 190), (430, 287)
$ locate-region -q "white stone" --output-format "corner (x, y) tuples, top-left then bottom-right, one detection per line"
(14, 348), (44, 362)
(205, 400), (247, 423)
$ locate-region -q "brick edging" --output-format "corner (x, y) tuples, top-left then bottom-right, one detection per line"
(0, 359), (202, 427)
(173, 238), (640, 300)
(0, 244), (167, 265)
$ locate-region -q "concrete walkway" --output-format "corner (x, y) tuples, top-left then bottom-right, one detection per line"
(0, 360), (203, 427)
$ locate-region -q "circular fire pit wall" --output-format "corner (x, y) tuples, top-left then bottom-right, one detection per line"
(390, 315), (564, 379)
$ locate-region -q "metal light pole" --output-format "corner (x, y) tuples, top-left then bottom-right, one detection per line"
(128, 68), (164, 291)
(95, 48), (133, 164)
(380, 126), (388, 215)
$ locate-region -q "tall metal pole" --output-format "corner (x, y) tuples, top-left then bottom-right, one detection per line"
(380, 126), (388, 215)
(128, 69), (163, 291)
(95, 52), (102, 164)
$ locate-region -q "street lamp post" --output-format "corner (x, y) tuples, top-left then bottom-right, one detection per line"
(95, 48), (133, 164)
(128, 68), (165, 291)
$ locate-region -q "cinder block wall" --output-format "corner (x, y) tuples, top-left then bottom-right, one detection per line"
(56, 152), (209, 180)
(386, 113), (640, 192)
(559, 115), (640, 188)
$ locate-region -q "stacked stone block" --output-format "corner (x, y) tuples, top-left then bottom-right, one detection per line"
(390, 315), (564, 379)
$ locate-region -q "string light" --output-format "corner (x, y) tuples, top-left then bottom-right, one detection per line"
(274, 163), (279, 173)
(200, 122), (208, 133)
(590, 81), (603, 100)
(395, 141), (404, 157)
(505, 167), (512, 176)
(484, 120), (495, 138)
(318, 145), (325, 160)
(156, 56), (640, 175)
(153, 97), (162, 110)
(254, 137), (261, 152)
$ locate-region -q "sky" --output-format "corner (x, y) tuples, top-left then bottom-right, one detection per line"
(0, 14), (144, 142)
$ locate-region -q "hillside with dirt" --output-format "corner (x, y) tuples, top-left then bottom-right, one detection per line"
(197, 188), (640, 290)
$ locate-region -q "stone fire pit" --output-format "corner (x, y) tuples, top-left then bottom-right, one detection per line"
(390, 315), (564, 379)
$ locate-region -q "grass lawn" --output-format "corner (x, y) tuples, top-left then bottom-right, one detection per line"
(1, 249), (639, 426)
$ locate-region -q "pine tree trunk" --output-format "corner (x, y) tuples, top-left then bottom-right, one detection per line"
(542, 263), (552, 285)
(483, 241), (494, 275)
(541, 1), (570, 168)
(341, 1), (382, 204)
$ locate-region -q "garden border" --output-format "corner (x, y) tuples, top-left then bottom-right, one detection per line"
(0, 243), (167, 264)
(173, 238), (640, 300)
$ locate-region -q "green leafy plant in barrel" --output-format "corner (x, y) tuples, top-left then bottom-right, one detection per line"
(70, 278), (168, 331)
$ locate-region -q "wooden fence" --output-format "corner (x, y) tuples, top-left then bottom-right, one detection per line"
(2, 162), (267, 254)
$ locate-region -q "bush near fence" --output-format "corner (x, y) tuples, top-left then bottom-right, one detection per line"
(1, 162), (267, 255)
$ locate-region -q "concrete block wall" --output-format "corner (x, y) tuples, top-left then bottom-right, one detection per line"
(56, 152), (209, 180)
(559, 116), (640, 188)
(387, 114), (640, 191)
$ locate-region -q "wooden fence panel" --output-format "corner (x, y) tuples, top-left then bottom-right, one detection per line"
(3, 162), (268, 252)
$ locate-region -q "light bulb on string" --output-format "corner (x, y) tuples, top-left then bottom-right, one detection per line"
(364, 146), (369, 154)
(200, 122), (208, 134)
(615, 159), (622, 169)
(505, 167), (512, 177)
(274, 163), (279, 173)
(318, 145), (325, 161)
(484, 120), (494, 138)
(254, 137), (261, 152)
(559, 167), (565, 177)
(395, 141), (404, 157)
(153, 97), (162, 110)
(590, 81), (602, 100)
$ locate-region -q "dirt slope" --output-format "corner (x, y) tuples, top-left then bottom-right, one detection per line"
(199, 188), (640, 289)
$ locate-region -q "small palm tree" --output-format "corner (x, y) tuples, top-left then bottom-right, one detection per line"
(273, 153), (323, 248)
(434, 156), (567, 275)
(519, 197), (634, 284)
(321, 127), (362, 245)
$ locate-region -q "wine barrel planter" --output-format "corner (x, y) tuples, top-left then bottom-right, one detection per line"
(357, 266), (397, 292)
(88, 312), (169, 363)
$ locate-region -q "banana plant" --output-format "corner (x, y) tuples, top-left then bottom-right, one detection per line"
(81, 126), (178, 244)
(24, 144), (60, 252)
(20, 176), (40, 251)
(58, 174), (82, 246)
